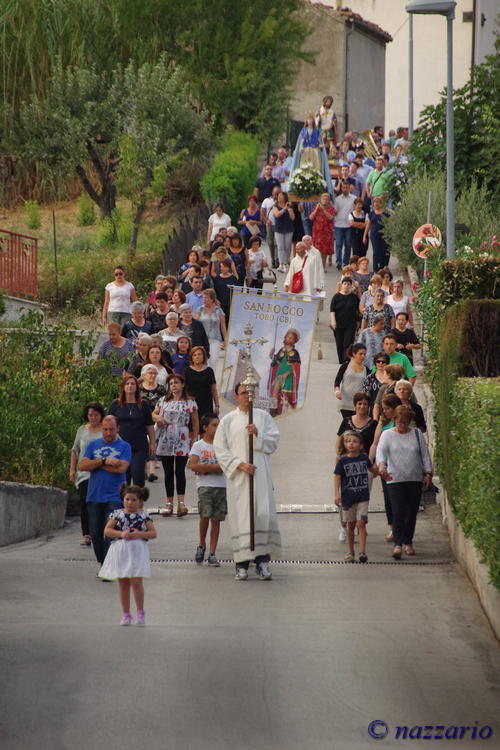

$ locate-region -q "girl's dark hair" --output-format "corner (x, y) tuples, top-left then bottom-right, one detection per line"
(175, 336), (192, 354)
(346, 342), (366, 359)
(230, 234), (243, 248)
(200, 413), (218, 434)
(147, 345), (172, 371)
(118, 375), (142, 407)
(379, 267), (393, 281)
(83, 401), (105, 422)
(120, 484), (150, 502)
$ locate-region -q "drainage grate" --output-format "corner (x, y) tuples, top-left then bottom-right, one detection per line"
(64, 557), (454, 567)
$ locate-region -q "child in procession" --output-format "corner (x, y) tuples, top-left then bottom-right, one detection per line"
(99, 485), (157, 626)
(334, 431), (378, 563)
(188, 414), (227, 567)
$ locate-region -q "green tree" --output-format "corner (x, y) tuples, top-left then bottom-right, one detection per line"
(115, 60), (214, 254)
(14, 60), (127, 216)
(408, 35), (500, 197)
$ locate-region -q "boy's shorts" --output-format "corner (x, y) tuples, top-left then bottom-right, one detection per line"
(197, 486), (227, 521)
(342, 501), (369, 523)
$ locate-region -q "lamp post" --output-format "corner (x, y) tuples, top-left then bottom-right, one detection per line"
(405, 0), (456, 259)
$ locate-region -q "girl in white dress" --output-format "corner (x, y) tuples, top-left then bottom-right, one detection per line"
(99, 486), (157, 626)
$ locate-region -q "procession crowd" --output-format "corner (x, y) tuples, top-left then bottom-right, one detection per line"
(70, 119), (433, 626)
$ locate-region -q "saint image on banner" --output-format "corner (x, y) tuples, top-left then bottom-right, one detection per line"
(268, 329), (301, 416)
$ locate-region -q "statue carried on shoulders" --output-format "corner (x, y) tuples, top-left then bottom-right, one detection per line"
(315, 95), (337, 154)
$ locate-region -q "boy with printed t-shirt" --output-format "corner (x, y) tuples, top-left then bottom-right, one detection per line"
(188, 414), (227, 567)
(334, 431), (378, 563)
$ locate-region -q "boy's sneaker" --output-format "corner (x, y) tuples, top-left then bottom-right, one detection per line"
(235, 567), (248, 581)
(136, 609), (146, 626)
(207, 554), (220, 567)
(120, 613), (132, 626)
(258, 562), (272, 580)
(195, 545), (206, 564)
(338, 526), (347, 542)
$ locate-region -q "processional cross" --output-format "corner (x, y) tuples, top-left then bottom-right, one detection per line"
(230, 322), (268, 551)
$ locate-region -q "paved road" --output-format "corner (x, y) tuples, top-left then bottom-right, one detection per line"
(1, 255), (499, 750)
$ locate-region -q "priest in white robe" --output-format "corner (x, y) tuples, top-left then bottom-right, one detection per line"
(283, 242), (322, 297)
(214, 383), (281, 580)
(302, 234), (325, 293)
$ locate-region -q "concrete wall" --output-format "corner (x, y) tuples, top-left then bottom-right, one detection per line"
(291, 4), (346, 131)
(474, 0), (499, 64)
(0, 481), (67, 547)
(2, 294), (48, 322)
(319, 0), (476, 131)
(347, 29), (386, 132)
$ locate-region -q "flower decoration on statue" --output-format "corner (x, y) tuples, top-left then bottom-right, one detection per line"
(289, 165), (326, 199)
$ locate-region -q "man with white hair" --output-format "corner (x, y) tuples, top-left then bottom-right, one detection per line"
(284, 241), (320, 297)
(302, 235), (325, 294)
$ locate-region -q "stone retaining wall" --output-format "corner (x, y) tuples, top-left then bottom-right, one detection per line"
(0, 481), (67, 546)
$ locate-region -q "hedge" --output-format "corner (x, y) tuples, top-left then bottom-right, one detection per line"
(201, 130), (259, 224)
(444, 378), (500, 589)
(435, 301), (500, 589)
(413, 255), (499, 365)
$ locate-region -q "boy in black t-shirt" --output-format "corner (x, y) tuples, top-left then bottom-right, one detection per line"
(334, 431), (378, 563)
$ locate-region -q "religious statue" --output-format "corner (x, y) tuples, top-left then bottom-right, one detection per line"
(290, 113), (334, 197)
(268, 329), (301, 416)
(316, 95), (337, 154)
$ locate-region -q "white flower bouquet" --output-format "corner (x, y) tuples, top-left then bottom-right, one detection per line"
(289, 165), (326, 199)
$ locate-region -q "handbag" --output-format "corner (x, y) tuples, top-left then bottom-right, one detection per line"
(291, 256), (307, 294)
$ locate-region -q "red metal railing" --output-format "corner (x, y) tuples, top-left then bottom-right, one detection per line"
(0, 229), (39, 299)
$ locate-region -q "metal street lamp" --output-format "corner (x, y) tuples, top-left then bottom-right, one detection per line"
(406, 0), (456, 259)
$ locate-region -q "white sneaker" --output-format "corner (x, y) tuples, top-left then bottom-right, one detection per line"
(338, 526), (347, 542)
(258, 562), (272, 580)
(235, 568), (248, 581)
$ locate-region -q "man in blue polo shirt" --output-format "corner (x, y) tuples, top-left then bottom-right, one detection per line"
(79, 415), (131, 565)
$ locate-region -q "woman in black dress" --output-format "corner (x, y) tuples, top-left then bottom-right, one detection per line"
(184, 346), (220, 424)
(329, 277), (360, 363)
(108, 374), (156, 487)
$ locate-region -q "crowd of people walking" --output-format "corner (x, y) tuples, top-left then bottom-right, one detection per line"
(70, 122), (433, 626)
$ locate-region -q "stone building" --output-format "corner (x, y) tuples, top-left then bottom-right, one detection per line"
(290, 2), (392, 141)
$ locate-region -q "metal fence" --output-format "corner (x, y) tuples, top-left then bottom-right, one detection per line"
(0, 229), (39, 299)
(162, 204), (210, 276)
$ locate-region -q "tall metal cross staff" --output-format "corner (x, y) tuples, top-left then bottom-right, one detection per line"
(230, 322), (268, 551)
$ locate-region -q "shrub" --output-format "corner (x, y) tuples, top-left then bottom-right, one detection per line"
(98, 207), (133, 246)
(434, 303), (500, 589)
(76, 192), (96, 226)
(413, 254), (500, 363)
(24, 199), (41, 229)
(383, 172), (500, 271)
(441, 377), (500, 589)
(201, 130), (259, 223)
(0, 314), (118, 489)
(0, 292), (5, 317)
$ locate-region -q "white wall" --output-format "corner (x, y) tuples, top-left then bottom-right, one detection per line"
(318, 0), (475, 131)
(474, 0), (499, 64)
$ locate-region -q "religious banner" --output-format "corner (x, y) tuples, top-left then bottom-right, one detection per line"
(221, 289), (318, 416)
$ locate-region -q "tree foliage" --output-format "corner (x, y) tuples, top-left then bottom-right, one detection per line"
(408, 36), (500, 198)
(0, 0), (311, 144)
(12, 58), (213, 228)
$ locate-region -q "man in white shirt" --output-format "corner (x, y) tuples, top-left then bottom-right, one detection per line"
(302, 235), (325, 294)
(284, 242), (317, 297)
(334, 183), (356, 268)
(261, 185), (280, 269)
